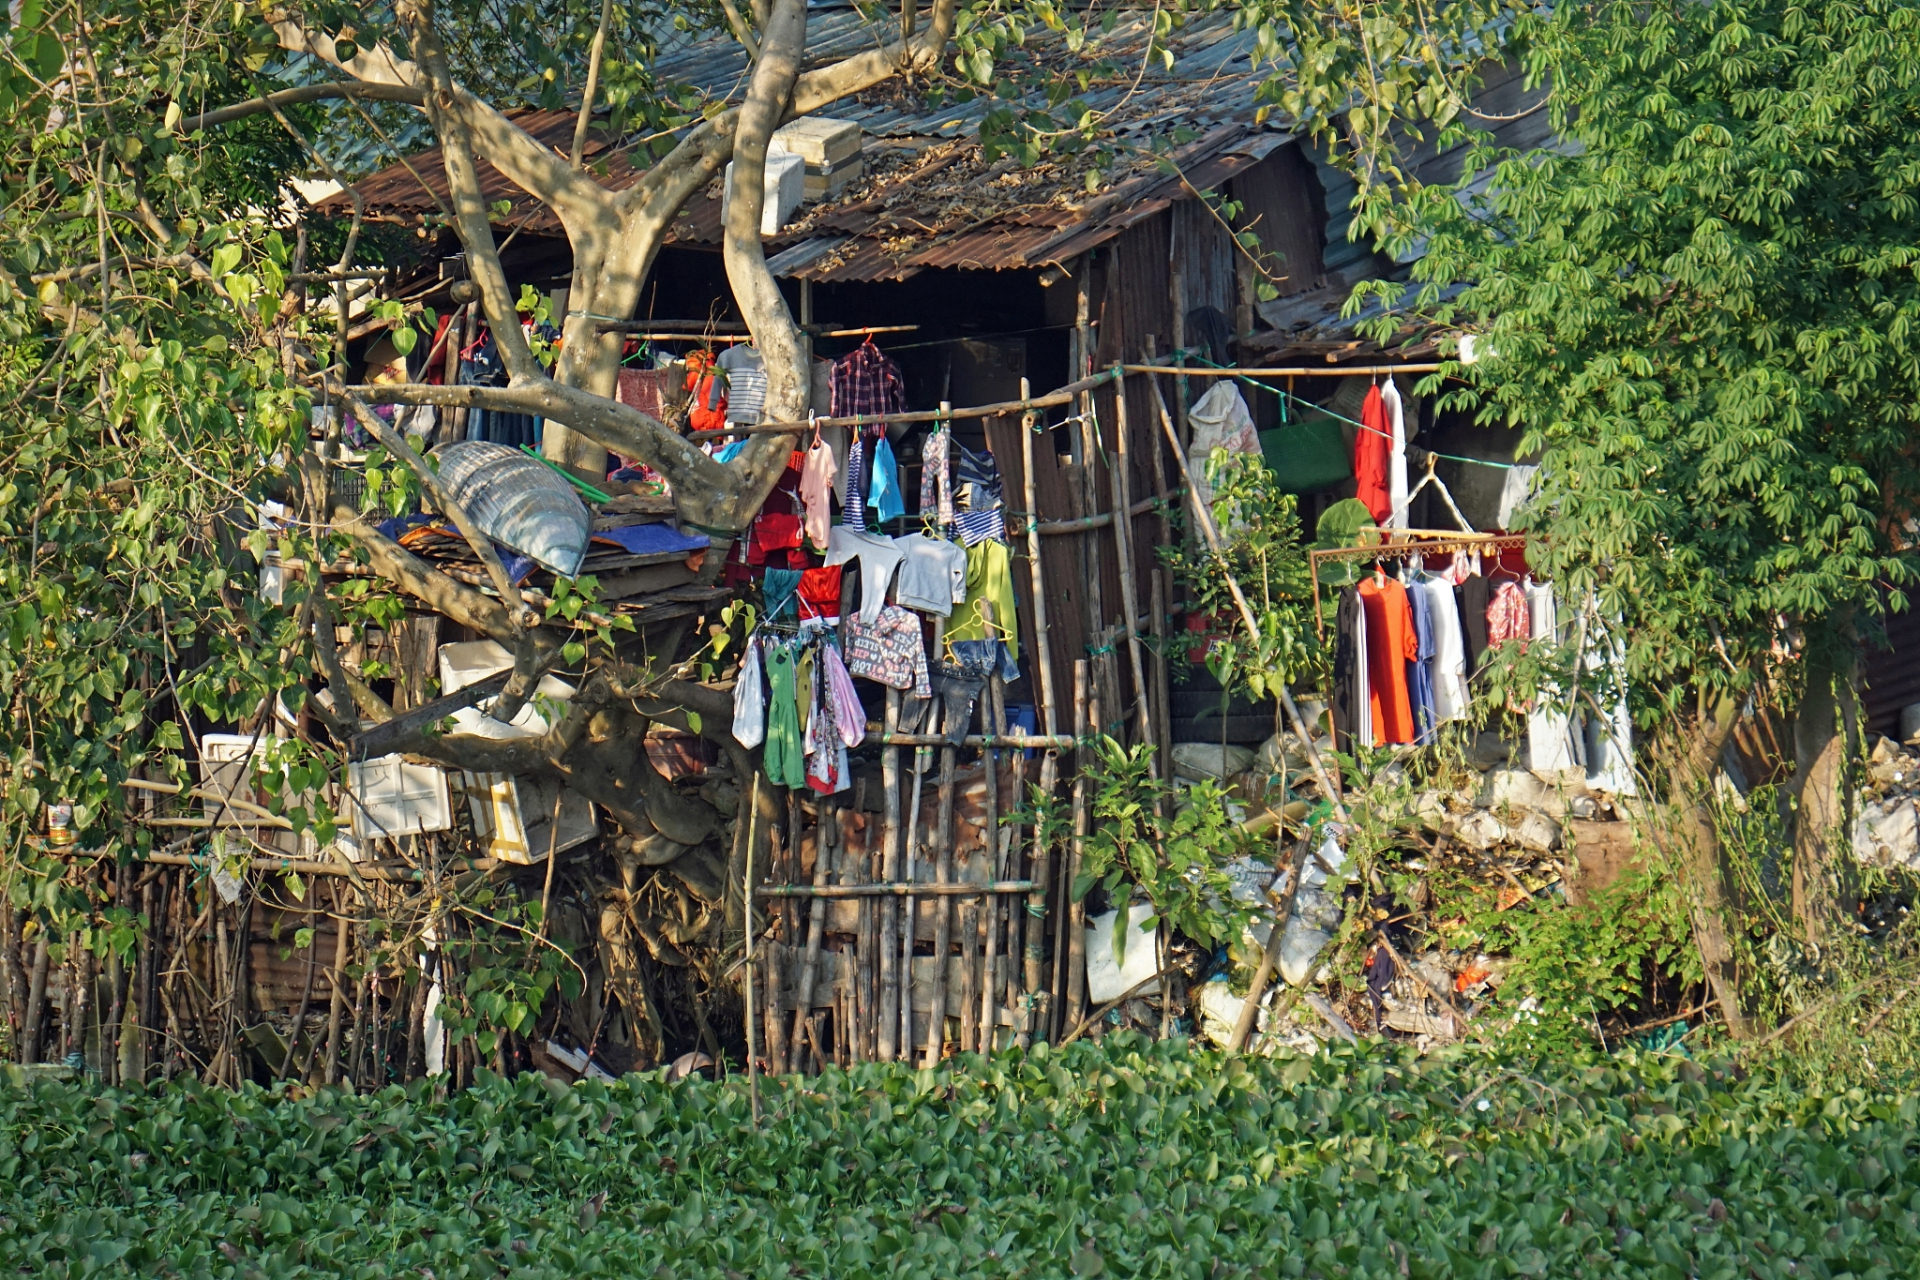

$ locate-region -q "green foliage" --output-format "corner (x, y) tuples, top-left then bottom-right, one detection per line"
(1161, 450), (1319, 704)
(5, 1038), (1920, 1277)
(1073, 738), (1252, 965)
(1362, 0), (1920, 718)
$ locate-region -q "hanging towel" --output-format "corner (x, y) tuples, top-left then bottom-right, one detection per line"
(800, 439), (837, 548)
(1407, 575), (1438, 745)
(1421, 575), (1470, 722)
(732, 636), (767, 748)
(1382, 378), (1409, 530)
(1357, 574), (1418, 745)
(868, 435), (905, 524)
(763, 568), (803, 621)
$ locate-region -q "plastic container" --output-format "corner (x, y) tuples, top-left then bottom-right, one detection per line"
(346, 754), (452, 842)
(433, 440), (590, 577)
(437, 639), (576, 739)
(458, 771), (596, 864)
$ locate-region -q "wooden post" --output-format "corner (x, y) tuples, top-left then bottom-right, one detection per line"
(21, 932), (48, 1063)
(979, 663), (1009, 1053)
(1142, 355), (1179, 773)
(877, 688), (903, 1063)
(900, 712), (930, 1061)
(1171, 234), (1190, 452)
(1108, 370), (1155, 758)
(1018, 380), (1059, 749)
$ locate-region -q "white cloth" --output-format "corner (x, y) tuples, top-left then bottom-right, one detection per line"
(891, 533), (968, 616)
(1497, 463), (1538, 530)
(1383, 378), (1408, 531)
(1583, 613), (1637, 795)
(1185, 382), (1261, 509)
(1526, 581), (1580, 772)
(1353, 587), (1371, 748)
(1421, 575), (1469, 723)
(732, 635), (766, 747)
(824, 526), (906, 623)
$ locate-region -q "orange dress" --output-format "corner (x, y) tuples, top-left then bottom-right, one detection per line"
(1358, 575), (1418, 745)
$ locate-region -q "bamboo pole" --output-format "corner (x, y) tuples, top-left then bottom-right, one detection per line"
(978, 665), (1008, 1054)
(862, 731), (1077, 748)
(323, 885), (352, 1085)
(900, 715), (929, 1062)
(922, 695), (960, 1068)
(1064, 666), (1094, 1036)
(1108, 370), (1155, 755)
(1146, 375), (1351, 825)
(743, 773), (761, 1121)
(877, 689), (903, 1063)
(22, 933), (48, 1063)
(789, 796), (834, 1071)
(1125, 362), (1444, 377)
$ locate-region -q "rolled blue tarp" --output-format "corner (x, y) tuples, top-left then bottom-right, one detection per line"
(434, 440), (591, 578)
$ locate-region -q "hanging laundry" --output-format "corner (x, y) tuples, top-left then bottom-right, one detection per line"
(1331, 586), (1371, 753)
(846, 605), (931, 699)
(685, 351), (727, 435)
(1358, 573), (1418, 745)
(717, 344), (768, 424)
(732, 635), (767, 748)
(1496, 463), (1539, 529)
(761, 638), (808, 788)
(949, 638), (1019, 684)
(829, 339), (907, 418)
(820, 641), (866, 748)
(1407, 575), (1438, 745)
(616, 367), (667, 419)
(1382, 378), (1409, 530)
(746, 511), (804, 567)
(1353, 382), (1392, 523)
(799, 438), (836, 548)
(1420, 575), (1470, 723)
(919, 424), (953, 528)
(824, 526), (905, 623)
(1486, 579), (1531, 648)
(806, 641), (866, 794)
(1186, 381), (1261, 511)
(1526, 580), (1582, 772)
(945, 539), (1018, 661)
(953, 507), (1006, 546)
(891, 533), (968, 617)
(763, 567), (803, 621)
(797, 565), (844, 621)
(868, 434), (905, 524)
(953, 441), (1004, 509)
(1456, 572), (1490, 673)
(842, 431), (868, 529)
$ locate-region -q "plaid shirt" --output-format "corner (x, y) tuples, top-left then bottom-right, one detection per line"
(829, 342), (907, 418)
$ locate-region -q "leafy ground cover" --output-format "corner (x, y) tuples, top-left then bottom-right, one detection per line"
(3, 1037), (1916, 1279)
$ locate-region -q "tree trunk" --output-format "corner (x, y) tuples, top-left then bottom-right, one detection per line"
(1663, 692), (1753, 1038)
(1791, 640), (1860, 949)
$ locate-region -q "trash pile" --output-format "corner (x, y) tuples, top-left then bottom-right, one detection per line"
(1169, 723), (1637, 1053)
(1853, 735), (1920, 873)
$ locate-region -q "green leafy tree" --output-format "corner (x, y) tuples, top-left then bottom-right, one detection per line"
(1356, 0), (1920, 1030)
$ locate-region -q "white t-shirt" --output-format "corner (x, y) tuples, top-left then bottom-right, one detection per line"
(824, 527), (905, 623)
(891, 534), (968, 616)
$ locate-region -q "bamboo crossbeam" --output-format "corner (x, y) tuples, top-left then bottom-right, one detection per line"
(755, 881), (1035, 899)
(687, 366), (1123, 439)
(863, 730), (1077, 748)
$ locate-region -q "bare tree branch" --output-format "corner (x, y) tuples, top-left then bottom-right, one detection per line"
(180, 82), (425, 133)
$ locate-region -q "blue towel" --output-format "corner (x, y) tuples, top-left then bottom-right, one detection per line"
(591, 522), (712, 556)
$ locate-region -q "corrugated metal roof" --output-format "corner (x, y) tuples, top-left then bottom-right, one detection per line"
(320, 5), (1292, 278)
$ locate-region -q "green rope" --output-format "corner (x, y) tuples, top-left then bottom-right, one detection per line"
(517, 445), (613, 503)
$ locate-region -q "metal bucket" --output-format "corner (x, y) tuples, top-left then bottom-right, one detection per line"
(434, 441), (590, 578)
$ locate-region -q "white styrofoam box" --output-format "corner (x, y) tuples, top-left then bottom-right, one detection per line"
(1084, 902), (1160, 1005)
(197, 733), (264, 813)
(771, 116), (862, 166)
(722, 149), (806, 235)
(438, 640), (576, 740)
(458, 771), (596, 864)
(346, 754), (452, 842)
